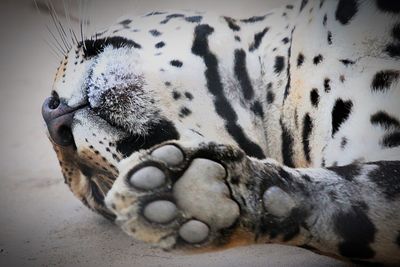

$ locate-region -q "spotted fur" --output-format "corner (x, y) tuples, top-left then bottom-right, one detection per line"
(43, 0), (400, 265)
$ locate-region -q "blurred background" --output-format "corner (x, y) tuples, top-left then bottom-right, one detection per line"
(0, 0), (353, 266)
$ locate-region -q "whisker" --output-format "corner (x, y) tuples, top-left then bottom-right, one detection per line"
(46, 24), (68, 54)
(79, 0), (87, 50)
(71, 28), (80, 45)
(33, 0), (80, 22)
(46, 1), (70, 52)
(33, 0), (67, 57)
(34, 0), (92, 59)
(44, 39), (63, 59)
(62, 0), (76, 46)
(83, 0), (92, 41)
(47, 0), (72, 51)
(45, 30), (68, 56)
(33, 0), (45, 16)
(80, 21), (86, 49)
(52, 1), (73, 50)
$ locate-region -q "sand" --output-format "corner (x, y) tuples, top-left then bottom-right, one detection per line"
(0, 0), (354, 266)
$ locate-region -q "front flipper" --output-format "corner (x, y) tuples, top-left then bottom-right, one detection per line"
(105, 142), (400, 265)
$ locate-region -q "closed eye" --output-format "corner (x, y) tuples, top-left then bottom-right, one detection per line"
(81, 36), (142, 58)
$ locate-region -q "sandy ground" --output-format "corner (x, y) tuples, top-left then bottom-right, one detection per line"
(0, 0), (355, 266)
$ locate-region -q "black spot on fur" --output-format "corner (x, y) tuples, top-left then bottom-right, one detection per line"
(234, 49), (254, 100)
(339, 59), (356, 66)
(297, 53), (305, 67)
(234, 36), (241, 42)
(283, 28), (295, 100)
(184, 92), (193, 100)
(323, 14), (327, 26)
(185, 16), (203, 23)
(191, 24), (214, 53)
(301, 174), (312, 182)
(376, 0), (400, 13)
(172, 91), (181, 100)
(223, 17), (240, 31)
(145, 11), (166, 16)
(160, 13), (184, 24)
(267, 91), (275, 104)
(382, 132), (400, 148)
(179, 107), (192, 118)
(149, 29), (162, 36)
(371, 70), (399, 92)
(164, 81), (171, 86)
(250, 101), (264, 118)
(332, 99), (353, 136)
(313, 54), (323, 65)
(310, 89), (319, 107)
(260, 206), (308, 242)
(240, 15), (267, 23)
(155, 41), (165, 48)
(341, 137), (348, 149)
(302, 113), (313, 162)
(274, 56), (285, 74)
(371, 111), (400, 129)
(191, 24), (265, 159)
(329, 164), (361, 180)
(249, 27), (269, 52)
(386, 25), (400, 56)
(385, 43), (400, 58)
(170, 60), (183, 67)
(327, 31), (332, 44)
(368, 161), (400, 200)
(116, 119), (179, 158)
(119, 19), (132, 25)
(300, 0), (309, 12)
(82, 37), (141, 58)
(334, 205), (376, 259)
(391, 23), (400, 42)
(189, 128), (203, 137)
(282, 37), (289, 44)
(324, 78), (331, 92)
(335, 0), (358, 25)
(280, 119), (295, 167)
